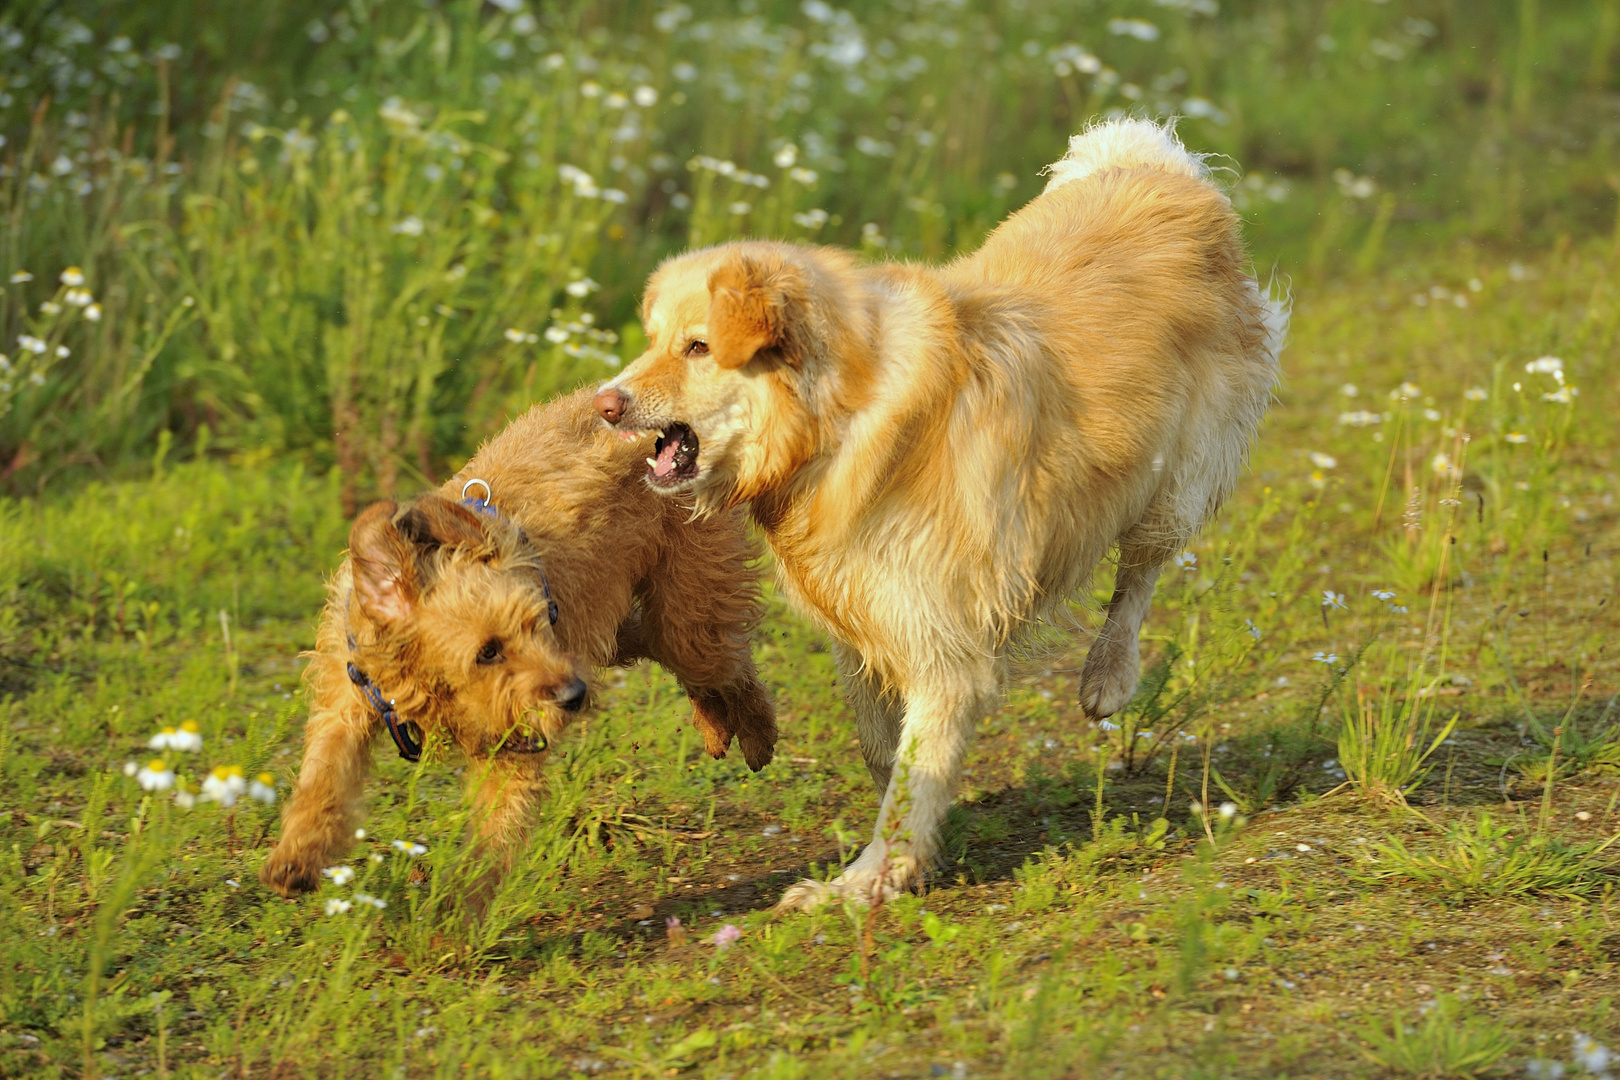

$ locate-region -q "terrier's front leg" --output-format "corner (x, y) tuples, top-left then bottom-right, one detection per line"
(461, 754), (547, 914)
(262, 679), (378, 897)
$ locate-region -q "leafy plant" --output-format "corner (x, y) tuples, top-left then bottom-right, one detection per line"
(1359, 812), (1616, 905)
(1338, 666), (1458, 807)
(1357, 995), (1518, 1079)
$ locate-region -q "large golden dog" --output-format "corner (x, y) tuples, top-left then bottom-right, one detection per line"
(594, 120), (1286, 908)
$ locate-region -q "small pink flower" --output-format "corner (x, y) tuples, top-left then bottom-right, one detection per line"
(710, 924), (741, 951)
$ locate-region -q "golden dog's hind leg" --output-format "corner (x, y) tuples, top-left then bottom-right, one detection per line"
(261, 678), (377, 897)
(833, 641), (904, 792)
(778, 661), (996, 911)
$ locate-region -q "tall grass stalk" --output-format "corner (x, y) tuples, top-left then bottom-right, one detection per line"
(81, 795), (169, 1079)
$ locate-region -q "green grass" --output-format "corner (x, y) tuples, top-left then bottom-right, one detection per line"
(2, 1), (1620, 1077)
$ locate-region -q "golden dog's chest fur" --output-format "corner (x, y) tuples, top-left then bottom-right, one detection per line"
(600, 120), (1286, 907)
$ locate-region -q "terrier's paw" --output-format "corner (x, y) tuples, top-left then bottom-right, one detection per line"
(737, 721), (777, 772)
(259, 848), (323, 897)
(1078, 638), (1141, 721)
(773, 848), (922, 912)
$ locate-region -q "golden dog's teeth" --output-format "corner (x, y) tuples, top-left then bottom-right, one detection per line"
(646, 457), (659, 468)
(656, 429), (666, 439)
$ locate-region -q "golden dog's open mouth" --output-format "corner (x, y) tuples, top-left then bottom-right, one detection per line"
(647, 423), (700, 487)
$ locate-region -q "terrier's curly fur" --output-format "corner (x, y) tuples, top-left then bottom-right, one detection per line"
(595, 120), (1286, 909)
(261, 388), (776, 904)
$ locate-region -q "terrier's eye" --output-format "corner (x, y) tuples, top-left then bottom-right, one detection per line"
(475, 638), (504, 666)
(685, 339), (709, 358)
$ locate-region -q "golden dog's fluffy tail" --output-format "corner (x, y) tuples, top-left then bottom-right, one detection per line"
(1041, 118), (1211, 193)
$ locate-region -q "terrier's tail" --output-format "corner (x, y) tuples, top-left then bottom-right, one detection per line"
(1042, 118), (1212, 194)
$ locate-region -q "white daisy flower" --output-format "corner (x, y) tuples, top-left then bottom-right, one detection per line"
(136, 759), (175, 791)
(325, 898), (353, 915)
(391, 840), (428, 856)
(59, 266), (85, 286)
(248, 773), (277, 805)
(322, 865), (355, 886)
(201, 765), (247, 807)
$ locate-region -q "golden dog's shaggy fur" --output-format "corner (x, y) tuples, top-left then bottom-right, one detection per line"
(261, 389), (776, 905)
(595, 120), (1286, 908)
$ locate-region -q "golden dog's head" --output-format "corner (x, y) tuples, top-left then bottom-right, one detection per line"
(345, 494), (588, 759)
(594, 241), (866, 509)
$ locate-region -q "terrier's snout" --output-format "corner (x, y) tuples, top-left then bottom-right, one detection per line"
(594, 387), (627, 424)
(556, 678), (589, 713)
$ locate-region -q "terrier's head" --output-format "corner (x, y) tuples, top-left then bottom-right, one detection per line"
(344, 493), (588, 759)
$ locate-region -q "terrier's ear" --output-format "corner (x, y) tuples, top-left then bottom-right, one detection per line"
(706, 254), (805, 370)
(394, 494), (488, 553)
(350, 501), (417, 626)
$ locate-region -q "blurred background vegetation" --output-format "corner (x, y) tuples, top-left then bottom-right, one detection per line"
(0, 0), (1614, 507)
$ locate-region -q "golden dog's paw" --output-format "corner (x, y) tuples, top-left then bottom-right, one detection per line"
(259, 849), (324, 897)
(773, 852), (922, 912)
(1078, 644), (1140, 720)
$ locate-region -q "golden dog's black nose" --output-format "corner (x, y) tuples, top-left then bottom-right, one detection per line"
(594, 387), (627, 424)
(556, 678), (589, 713)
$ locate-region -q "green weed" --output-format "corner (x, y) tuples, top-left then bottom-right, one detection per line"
(1359, 811), (1616, 905)
(1357, 995), (1518, 1079)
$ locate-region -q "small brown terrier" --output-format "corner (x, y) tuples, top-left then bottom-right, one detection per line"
(261, 388), (776, 903)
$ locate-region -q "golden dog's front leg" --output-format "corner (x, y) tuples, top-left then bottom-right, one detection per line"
(776, 668), (994, 911)
(461, 754), (547, 914)
(262, 679), (378, 897)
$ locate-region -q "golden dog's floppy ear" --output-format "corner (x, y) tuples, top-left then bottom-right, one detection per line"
(706, 254), (804, 370)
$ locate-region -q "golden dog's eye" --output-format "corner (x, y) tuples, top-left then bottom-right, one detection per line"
(476, 638), (504, 666)
(685, 338), (709, 358)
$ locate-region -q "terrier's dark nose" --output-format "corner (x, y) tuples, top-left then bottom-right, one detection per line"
(556, 678), (589, 713)
(594, 387), (627, 424)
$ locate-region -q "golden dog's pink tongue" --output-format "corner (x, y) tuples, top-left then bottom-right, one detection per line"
(652, 437), (680, 477)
